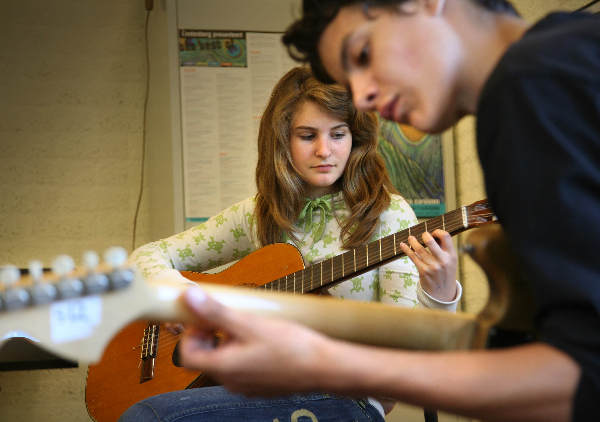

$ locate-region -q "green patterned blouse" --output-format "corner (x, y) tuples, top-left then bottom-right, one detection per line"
(130, 192), (460, 310)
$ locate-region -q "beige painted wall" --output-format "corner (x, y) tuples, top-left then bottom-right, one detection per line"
(0, 0), (155, 270)
(0, 0), (590, 421)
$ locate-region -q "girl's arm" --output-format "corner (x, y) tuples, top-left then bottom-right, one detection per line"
(129, 198), (258, 282)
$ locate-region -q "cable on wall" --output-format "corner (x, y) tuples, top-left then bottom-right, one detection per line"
(132, 6), (152, 251)
(576, 0), (600, 12)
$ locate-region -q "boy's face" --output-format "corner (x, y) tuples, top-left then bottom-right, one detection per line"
(317, 2), (464, 133)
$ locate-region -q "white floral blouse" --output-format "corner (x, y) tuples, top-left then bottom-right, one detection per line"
(130, 192), (460, 310)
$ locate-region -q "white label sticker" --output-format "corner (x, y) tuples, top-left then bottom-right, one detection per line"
(50, 296), (102, 343)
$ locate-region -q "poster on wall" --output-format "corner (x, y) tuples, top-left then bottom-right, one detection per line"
(177, 30), (453, 222)
(377, 121), (449, 217)
(178, 30), (296, 223)
(179, 30), (247, 67)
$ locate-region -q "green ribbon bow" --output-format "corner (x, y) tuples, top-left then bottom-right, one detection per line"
(297, 196), (334, 242)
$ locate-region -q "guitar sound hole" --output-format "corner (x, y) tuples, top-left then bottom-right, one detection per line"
(171, 341), (182, 367)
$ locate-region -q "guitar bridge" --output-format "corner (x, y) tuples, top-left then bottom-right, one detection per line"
(140, 357), (155, 383)
(139, 323), (159, 383)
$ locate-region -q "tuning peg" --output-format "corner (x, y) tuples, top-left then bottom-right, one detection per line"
(28, 260), (57, 305)
(52, 255), (75, 277)
(52, 254), (84, 299)
(82, 251), (109, 294)
(104, 247), (134, 290)
(0, 265), (30, 310)
(28, 260), (43, 281)
(104, 247), (127, 268)
(0, 265), (20, 287)
(83, 250), (100, 270)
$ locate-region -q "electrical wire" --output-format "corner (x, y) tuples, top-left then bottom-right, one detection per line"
(576, 0), (600, 12)
(132, 9), (151, 251)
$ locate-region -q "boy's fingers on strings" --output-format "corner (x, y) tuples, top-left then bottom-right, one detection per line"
(183, 287), (253, 340)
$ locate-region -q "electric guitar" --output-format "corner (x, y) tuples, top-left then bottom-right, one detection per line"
(0, 201), (500, 421)
(84, 199), (495, 422)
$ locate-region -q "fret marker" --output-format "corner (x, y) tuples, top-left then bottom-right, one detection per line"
(319, 261), (323, 287)
(330, 257), (333, 283)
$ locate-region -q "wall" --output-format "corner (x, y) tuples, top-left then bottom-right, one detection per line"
(0, 1), (152, 420)
(0, 0), (591, 421)
(0, 0), (152, 270)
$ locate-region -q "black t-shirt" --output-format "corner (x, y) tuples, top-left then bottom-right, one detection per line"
(476, 12), (600, 420)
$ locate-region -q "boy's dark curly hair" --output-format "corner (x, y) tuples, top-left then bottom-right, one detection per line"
(282, 0), (519, 83)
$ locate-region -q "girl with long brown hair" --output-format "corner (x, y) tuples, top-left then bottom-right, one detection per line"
(123, 66), (459, 421)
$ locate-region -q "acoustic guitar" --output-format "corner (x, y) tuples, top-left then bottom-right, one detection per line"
(0, 220), (532, 422)
(85, 199), (495, 422)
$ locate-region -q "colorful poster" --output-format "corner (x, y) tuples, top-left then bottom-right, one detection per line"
(179, 30), (247, 67)
(178, 31), (296, 223)
(377, 121), (446, 217)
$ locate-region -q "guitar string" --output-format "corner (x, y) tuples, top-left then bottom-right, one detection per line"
(272, 220), (463, 294)
(307, 212), (495, 293)
(141, 211), (461, 355)
(141, 328), (183, 355)
(139, 209), (464, 356)
(274, 221), (456, 292)
(265, 212), (483, 294)
(140, 210), (494, 357)
(299, 212), (495, 293)
(273, 211), (494, 294)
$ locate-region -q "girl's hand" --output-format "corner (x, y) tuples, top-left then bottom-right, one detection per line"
(400, 229), (458, 302)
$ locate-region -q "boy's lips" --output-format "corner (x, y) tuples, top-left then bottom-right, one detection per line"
(379, 96), (399, 121)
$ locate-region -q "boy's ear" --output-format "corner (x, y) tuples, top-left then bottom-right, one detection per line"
(424, 0), (447, 16)
(397, 0), (420, 14)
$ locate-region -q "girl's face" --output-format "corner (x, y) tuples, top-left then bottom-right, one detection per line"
(290, 100), (352, 198)
(317, 1), (465, 133)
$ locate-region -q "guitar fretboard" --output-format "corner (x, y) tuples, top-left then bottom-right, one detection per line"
(260, 207), (468, 294)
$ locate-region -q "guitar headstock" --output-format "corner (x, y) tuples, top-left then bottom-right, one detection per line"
(0, 248), (190, 363)
(465, 199), (497, 228)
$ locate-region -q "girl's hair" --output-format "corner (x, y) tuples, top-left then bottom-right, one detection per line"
(282, 0), (520, 83)
(255, 66), (395, 249)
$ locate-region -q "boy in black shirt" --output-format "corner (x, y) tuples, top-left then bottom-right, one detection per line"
(177, 1), (600, 420)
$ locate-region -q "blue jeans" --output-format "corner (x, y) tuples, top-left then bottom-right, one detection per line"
(118, 386), (384, 422)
